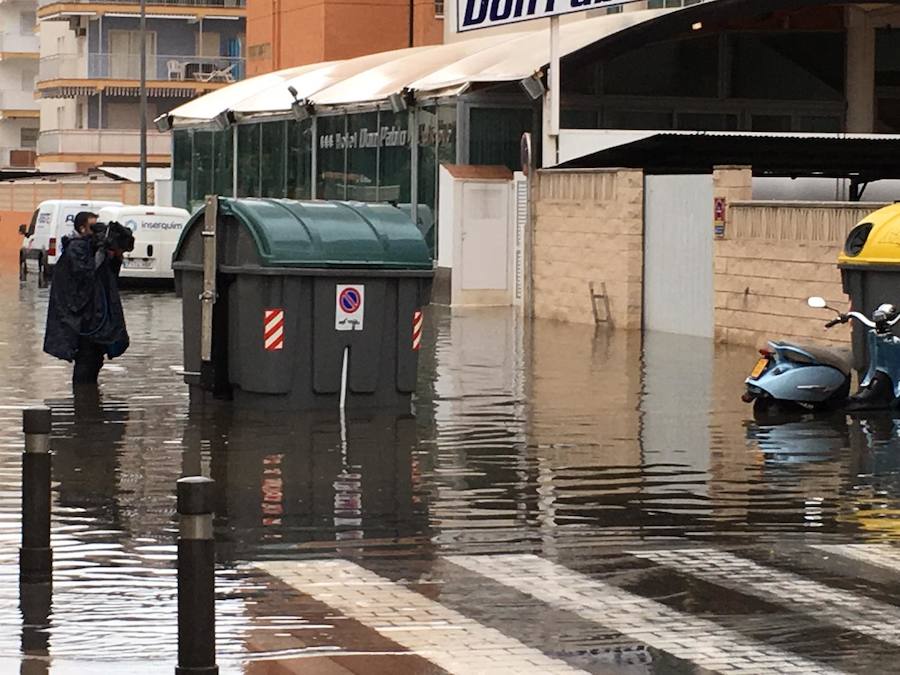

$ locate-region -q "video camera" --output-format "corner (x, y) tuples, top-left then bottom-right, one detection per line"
(90, 220), (135, 254)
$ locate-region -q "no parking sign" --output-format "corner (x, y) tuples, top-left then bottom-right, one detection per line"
(335, 284), (365, 331)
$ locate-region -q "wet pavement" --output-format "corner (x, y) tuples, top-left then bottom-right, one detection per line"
(3, 275), (900, 672)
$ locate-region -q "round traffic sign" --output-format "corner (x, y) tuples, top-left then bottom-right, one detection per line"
(339, 287), (362, 313)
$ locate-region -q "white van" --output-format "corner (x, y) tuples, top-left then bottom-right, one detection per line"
(97, 205), (190, 280)
(20, 199), (122, 280)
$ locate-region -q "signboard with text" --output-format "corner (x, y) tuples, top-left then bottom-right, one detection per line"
(458, 0), (634, 33)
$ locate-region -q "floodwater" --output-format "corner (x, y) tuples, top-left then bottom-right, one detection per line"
(2, 275), (900, 673)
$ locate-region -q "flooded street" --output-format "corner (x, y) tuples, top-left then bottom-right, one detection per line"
(3, 275), (900, 673)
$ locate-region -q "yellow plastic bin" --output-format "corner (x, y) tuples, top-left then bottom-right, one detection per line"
(838, 203), (900, 370)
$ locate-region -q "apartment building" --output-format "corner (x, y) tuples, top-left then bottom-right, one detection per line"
(246, 0), (443, 75)
(0, 0), (39, 170)
(36, 0), (245, 172)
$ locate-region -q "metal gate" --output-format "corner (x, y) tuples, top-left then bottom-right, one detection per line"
(643, 175), (714, 337)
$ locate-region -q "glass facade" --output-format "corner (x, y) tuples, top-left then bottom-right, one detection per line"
(171, 106), (458, 258)
(172, 128), (235, 211)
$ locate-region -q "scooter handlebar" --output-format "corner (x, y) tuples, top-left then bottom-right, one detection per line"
(824, 317), (843, 329)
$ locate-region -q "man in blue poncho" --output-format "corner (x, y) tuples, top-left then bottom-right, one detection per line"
(43, 211), (133, 384)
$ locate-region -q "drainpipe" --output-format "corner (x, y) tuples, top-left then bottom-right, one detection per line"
(139, 0), (147, 204)
(408, 0), (414, 47)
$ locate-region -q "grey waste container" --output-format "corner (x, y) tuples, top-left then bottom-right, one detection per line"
(173, 197), (433, 411)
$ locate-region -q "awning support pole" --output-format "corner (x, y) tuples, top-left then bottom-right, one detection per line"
(410, 107), (419, 220)
(310, 116), (317, 199)
(542, 15), (560, 168)
(199, 195), (218, 388)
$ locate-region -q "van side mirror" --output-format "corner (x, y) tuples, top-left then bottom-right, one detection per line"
(18, 224), (26, 236)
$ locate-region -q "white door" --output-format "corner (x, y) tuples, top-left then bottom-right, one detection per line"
(643, 174), (714, 337)
(459, 182), (509, 292)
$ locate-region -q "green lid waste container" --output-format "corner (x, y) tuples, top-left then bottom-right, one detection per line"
(838, 202), (900, 370)
(173, 197), (433, 411)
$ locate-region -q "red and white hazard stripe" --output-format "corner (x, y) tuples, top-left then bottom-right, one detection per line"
(412, 310), (423, 351)
(264, 309), (285, 351)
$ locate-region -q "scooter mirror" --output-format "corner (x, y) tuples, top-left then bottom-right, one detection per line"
(807, 296), (827, 309)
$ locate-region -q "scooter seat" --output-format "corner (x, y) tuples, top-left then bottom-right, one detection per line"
(770, 341), (852, 376)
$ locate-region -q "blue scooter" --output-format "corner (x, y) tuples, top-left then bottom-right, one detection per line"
(743, 297), (900, 413)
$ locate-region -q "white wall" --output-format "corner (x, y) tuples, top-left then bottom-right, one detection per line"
(39, 98), (79, 131)
(39, 19), (77, 58)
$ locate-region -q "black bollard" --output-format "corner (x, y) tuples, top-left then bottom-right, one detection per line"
(20, 407), (52, 585)
(176, 476), (218, 675)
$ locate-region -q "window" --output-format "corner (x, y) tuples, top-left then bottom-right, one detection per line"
(197, 32), (221, 57)
(20, 12), (35, 34)
(108, 30), (157, 79)
(20, 128), (37, 149)
(434, 0), (444, 17)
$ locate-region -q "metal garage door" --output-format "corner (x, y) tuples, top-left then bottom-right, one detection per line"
(643, 175), (714, 337)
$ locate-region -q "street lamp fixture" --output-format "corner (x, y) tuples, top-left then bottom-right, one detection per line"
(288, 86), (315, 121)
(519, 72), (546, 100)
(389, 87), (415, 114)
(154, 113), (173, 132)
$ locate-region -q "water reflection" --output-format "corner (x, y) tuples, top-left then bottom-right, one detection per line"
(180, 409), (428, 561)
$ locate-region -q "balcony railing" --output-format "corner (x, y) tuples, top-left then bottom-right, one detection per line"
(38, 129), (171, 157)
(0, 32), (39, 54)
(39, 54), (83, 80)
(0, 90), (38, 111)
(40, 53), (245, 83)
(39, 0), (244, 7)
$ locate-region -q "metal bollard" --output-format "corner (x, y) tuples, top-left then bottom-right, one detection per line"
(20, 407), (52, 584)
(176, 476), (218, 675)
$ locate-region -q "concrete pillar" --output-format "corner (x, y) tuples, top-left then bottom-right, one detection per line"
(541, 91), (557, 168)
(712, 165), (752, 240)
(846, 7), (876, 133)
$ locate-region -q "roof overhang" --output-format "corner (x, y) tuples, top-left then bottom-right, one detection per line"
(165, 4), (687, 127)
(556, 130), (900, 181)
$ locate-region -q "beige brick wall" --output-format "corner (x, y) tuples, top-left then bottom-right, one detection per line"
(715, 200), (883, 348)
(531, 169), (643, 329)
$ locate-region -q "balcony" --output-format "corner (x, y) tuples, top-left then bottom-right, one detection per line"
(39, 53), (244, 87)
(0, 32), (39, 56)
(39, 0), (244, 7)
(0, 90), (38, 114)
(38, 0), (244, 21)
(38, 129), (171, 159)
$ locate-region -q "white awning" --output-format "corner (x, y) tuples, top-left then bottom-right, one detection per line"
(166, 5), (678, 125)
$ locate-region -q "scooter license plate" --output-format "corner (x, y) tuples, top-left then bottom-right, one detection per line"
(750, 357), (769, 379)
